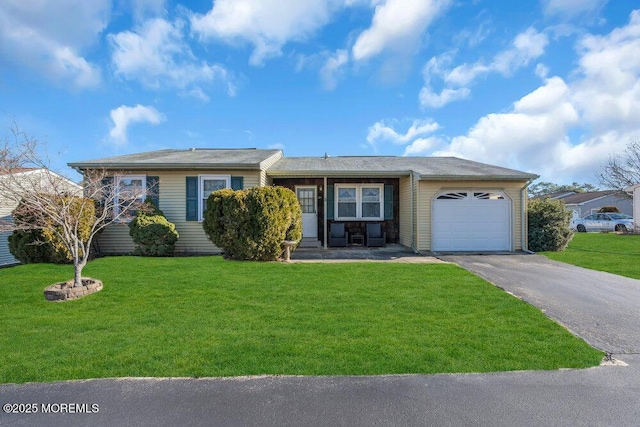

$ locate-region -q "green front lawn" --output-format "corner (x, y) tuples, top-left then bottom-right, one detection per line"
(0, 257), (602, 384)
(541, 233), (640, 279)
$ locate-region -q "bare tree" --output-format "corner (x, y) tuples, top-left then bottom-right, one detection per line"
(0, 126), (149, 287)
(597, 140), (640, 197)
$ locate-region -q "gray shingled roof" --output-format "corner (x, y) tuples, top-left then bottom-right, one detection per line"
(268, 156), (538, 180)
(559, 190), (623, 204)
(68, 149), (282, 170)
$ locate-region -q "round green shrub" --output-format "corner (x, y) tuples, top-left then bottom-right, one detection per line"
(128, 201), (179, 256)
(202, 186), (302, 261)
(8, 229), (69, 264)
(528, 198), (573, 252)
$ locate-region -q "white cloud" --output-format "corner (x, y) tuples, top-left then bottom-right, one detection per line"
(110, 18), (235, 99)
(419, 87), (470, 109)
(447, 27), (549, 85)
(108, 105), (166, 145)
(431, 10), (640, 185)
(191, 0), (343, 66)
(572, 10), (640, 133)
(319, 50), (349, 90)
(366, 119), (439, 150)
(403, 137), (443, 156)
(352, 0), (451, 61)
(130, 0), (167, 22)
(0, 0), (107, 88)
(542, 0), (607, 19)
(535, 63), (550, 78)
(491, 27), (549, 75)
(432, 77), (580, 178)
(420, 27), (549, 109)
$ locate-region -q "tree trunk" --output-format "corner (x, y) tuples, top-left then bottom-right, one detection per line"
(73, 260), (85, 287)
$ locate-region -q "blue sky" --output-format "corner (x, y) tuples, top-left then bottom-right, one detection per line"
(1, 0), (639, 185)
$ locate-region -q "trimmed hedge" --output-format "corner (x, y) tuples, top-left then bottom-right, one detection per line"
(203, 186), (302, 261)
(128, 199), (179, 256)
(528, 198), (573, 252)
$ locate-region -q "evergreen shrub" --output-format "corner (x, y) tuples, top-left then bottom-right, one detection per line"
(528, 198), (573, 252)
(128, 199), (179, 256)
(202, 186), (302, 261)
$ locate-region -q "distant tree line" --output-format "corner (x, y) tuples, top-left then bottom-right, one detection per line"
(528, 181), (599, 198)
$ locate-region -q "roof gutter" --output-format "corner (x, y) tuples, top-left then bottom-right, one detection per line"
(67, 163), (263, 171)
(266, 170), (413, 178)
(418, 174), (540, 181)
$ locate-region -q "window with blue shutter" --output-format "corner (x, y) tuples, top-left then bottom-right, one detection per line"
(186, 177), (198, 221)
(326, 184), (334, 220)
(384, 184), (393, 220)
(231, 176), (243, 190)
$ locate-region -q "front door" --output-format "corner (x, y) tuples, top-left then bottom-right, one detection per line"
(296, 186), (318, 238)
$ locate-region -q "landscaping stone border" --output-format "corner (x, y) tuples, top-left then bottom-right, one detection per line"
(44, 278), (103, 301)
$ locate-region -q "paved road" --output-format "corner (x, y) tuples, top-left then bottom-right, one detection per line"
(440, 253), (640, 354)
(2, 253), (640, 426)
(1, 358), (639, 427)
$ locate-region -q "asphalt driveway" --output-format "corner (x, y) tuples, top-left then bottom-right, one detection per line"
(439, 253), (640, 355)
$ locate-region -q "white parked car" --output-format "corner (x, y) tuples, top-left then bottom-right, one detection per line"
(572, 213), (634, 232)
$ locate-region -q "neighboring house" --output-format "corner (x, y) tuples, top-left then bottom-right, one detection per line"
(625, 184), (640, 229)
(0, 168), (82, 267)
(68, 148), (539, 254)
(533, 190), (632, 220)
(0, 218), (16, 267)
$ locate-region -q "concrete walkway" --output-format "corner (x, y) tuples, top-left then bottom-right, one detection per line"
(290, 245), (446, 263)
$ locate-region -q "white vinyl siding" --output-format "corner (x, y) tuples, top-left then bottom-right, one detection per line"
(259, 151), (284, 186)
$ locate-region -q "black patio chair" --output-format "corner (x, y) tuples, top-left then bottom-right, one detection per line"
(366, 223), (386, 247)
(329, 223), (348, 247)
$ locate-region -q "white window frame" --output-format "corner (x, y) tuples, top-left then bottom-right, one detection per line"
(198, 174), (231, 221)
(334, 183), (384, 221)
(114, 174), (146, 220)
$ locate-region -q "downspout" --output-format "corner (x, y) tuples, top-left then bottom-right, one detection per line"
(410, 171), (419, 254)
(323, 176), (328, 249)
(522, 179), (535, 253)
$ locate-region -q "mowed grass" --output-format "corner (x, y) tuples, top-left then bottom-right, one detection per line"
(541, 233), (640, 280)
(0, 257), (602, 384)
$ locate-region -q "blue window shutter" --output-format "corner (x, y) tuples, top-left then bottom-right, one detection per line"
(326, 185), (334, 220)
(147, 176), (159, 208)
(384, 184), (393, 220)
(231, 176), (243, 190)
(186, 176), (198, 221)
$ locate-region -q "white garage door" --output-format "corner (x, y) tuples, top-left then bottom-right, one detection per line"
(433, 191), (511, 251)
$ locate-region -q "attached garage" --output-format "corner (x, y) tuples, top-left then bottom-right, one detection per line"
(432, 190), (511, 251)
